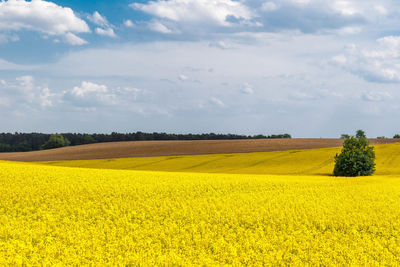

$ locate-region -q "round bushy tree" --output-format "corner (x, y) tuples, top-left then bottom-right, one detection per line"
(333, 136), (375, 177)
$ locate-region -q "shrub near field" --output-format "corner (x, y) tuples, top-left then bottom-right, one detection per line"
(1, 161), (400, 265)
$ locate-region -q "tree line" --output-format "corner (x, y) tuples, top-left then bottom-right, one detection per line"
(341, 131), (400, 139)
(0, 132), (292, 152)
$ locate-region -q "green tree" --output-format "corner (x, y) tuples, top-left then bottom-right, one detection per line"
(83, 134), (96, 144)
(394, 134), (400, 139)
(16, 141), (32, 152)
(355, 129), (366, 138)
(333, 134), (375, 177)
(340, 134), (350, 139)
(41, 134), (71, 150)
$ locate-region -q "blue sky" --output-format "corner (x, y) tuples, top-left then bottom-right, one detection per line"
(0, 0), (399, 137)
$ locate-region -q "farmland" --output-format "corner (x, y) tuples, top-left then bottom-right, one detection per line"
(0, 138), (397, 162)
(40, 143), (400, 176)
(1, 160), (400, 265)
(1, 141), (400, 264)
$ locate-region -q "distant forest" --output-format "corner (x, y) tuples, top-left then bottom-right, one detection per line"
(0, 132), (292, 152)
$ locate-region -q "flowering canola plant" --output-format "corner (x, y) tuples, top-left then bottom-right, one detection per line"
(42, 143), (400, 176)
(1, 160), (400, 265)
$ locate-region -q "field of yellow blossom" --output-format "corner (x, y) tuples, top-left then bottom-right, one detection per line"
(41, 143), (400, 176)
(2, 150), (400, 264)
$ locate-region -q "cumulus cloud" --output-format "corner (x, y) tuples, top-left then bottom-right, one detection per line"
(64, 82), (152, 109)
(333, 36), (400, 83)
(71, 81), (108, 97)
(0, 75), (56, 108)
(131, 0), (253, 27)
(333, 0), (359, 16)
(148, 21), (173, 33)
(95, 27), (117, 38)
(64, 32), (88, 45)
(124, 19), (134, 28)
(131, 0), (390, 29)
(64, 81), (116, 107)
(16, 76), (55, 107)
(88, 11), (116, 38)
(0, 0), (90, 45)
(88, 11), (108, 27)
(130, 0), (391, 35)
(256, 0), (368, 33)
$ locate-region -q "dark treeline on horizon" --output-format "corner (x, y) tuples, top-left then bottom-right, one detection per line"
(0, 132), (292, 152)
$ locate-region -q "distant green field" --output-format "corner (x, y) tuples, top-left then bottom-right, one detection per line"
(39, 143), (400, 176)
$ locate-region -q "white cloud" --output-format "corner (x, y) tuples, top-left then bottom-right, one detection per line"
(374, 5), (388, 15)
(178, 74), (188, 81)
(333, 1), (359, 16)
(261, 1), (392, 34)
(241, 83), (254, 94)
(12, 75), (56, 107)
(362, 91), (391, 102)
(287, 0), (311, 5)
(16, 75), (33, 86)
(0, 58), (33, 71)
(39, 87), (54, 107)
(88, 11), (108, 27)
(378, 35), (400, 48)
(210, 97), (226, 107)
(335, 26), (362, 35)
(131, 0), (253, 27)
(64, 32), (88, 45)
(63, 82), (154, 110)
(209, 40), (231, 49)
(124, 19), (134, 28)
(71, 81), (108, 97)
(130, 0), (394, 36)
(333, 36), (400, 83)
(65, 81), (117, 107)
(0, 0), (89, 44)
(88, 11), (116, 38)
(95, 27), (117, 38)
(148, 21), (172, 33)
(261, 2), (279, 12)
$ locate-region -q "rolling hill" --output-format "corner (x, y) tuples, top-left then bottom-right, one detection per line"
(0, 138), (398, 162)
(39, 142), (400, 176)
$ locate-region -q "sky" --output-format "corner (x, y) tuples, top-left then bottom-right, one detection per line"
(0, 0), (399, 137)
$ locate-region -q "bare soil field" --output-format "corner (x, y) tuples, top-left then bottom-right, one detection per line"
(0, 138), (398, 162)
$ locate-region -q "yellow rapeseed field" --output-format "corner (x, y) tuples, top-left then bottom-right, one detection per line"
(41, 143), (400, 176)
(2, 153), (400, 265)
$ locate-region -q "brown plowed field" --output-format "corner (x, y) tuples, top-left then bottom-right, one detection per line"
(0, 138), (398, 162)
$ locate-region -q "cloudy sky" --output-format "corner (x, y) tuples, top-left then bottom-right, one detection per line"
(0, 0), (399, 137)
